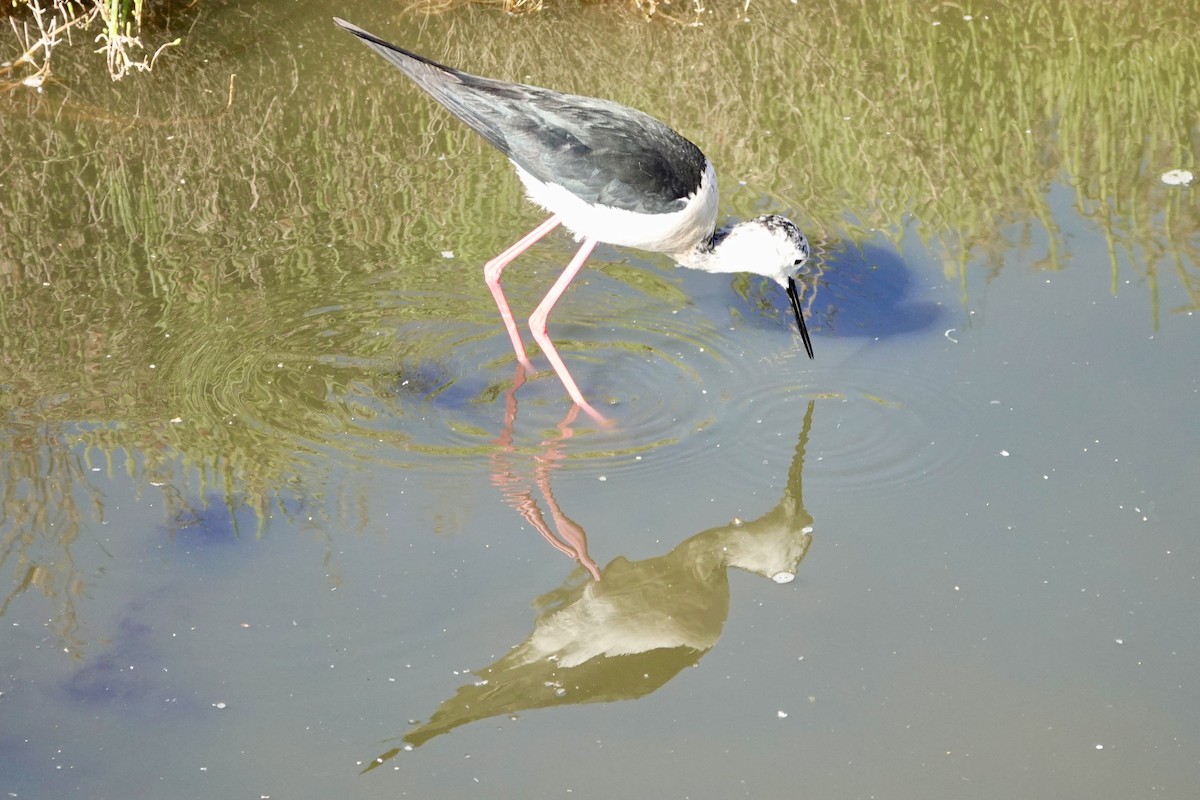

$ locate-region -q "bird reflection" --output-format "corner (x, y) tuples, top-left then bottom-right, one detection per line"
(362, 400), (817, 768)
(488, 363), (601, 580)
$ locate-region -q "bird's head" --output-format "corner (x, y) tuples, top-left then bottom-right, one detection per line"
(717, 214), (810, 272)
(723, 215), (814, 359)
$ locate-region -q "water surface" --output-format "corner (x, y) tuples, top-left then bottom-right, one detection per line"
(2, 0), (1198, 797)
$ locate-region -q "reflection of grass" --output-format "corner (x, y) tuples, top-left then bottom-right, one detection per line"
(1, 0), (1197, 639)
(406, 0), (711, 22)
(765, 1), (1199, 301)
(0, 425), (95, 652)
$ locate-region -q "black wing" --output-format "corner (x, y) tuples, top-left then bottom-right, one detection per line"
(334, 18), (708, 215)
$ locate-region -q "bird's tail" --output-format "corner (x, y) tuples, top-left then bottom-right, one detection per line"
(333, 17), (512, 155)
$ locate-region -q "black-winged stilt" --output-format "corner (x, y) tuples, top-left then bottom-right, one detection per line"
(334, 18), (814, 423)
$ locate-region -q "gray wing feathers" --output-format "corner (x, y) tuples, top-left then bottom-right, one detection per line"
(334, 18), (707, 215)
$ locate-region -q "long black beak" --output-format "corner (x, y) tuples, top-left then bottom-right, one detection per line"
(787, 276), (815, 360)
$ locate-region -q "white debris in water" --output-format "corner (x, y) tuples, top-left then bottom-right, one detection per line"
(772, 572), (796, 584)
(1160, 169), (1194, 186)
(777, 710), (789, 718)
(441, 250), (455, 259)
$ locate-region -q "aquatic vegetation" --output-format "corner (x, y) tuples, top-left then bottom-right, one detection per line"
(1, 0), (180, 87)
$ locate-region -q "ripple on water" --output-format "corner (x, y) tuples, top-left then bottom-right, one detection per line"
(165, 272), (758, 474)
(166, 265), (968, 490)
(710, 355), (974, 492)
(355, 297), (740, 471)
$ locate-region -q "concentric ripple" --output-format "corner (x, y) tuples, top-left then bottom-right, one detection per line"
(157, 255), (971, 492)
(708, 353), (975, 492)
(158, 264), (755, 476)
(343, 275), (744, 470)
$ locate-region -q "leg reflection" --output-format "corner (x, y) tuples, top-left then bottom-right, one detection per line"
(489, 365), (600, 581)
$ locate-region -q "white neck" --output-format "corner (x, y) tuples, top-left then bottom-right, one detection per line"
(671, 219), (795, 285)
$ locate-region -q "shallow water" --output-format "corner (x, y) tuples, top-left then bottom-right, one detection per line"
(2, 0), (1199, 797)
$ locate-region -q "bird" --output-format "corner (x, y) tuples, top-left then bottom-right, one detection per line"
(334, 18), (814, 423)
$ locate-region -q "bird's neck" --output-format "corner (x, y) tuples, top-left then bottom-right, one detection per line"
(673, 224), (741, 275)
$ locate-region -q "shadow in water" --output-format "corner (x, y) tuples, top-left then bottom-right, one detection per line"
(62, 603), (168, 706)
(361, 400), (817, 768)
(58, 493), (266, 713)
(734, 241), (945, 341)
(60, 584), (197, 714)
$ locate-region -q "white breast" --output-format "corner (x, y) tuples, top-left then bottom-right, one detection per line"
(512, 160), (719, 255)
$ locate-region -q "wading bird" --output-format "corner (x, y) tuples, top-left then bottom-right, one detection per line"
(335, 18), (814, 422)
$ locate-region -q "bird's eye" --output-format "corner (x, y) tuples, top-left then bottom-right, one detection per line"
(793, 258), (804, 266)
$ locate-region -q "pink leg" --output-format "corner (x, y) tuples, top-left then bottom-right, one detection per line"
(529, 237), (611, 426)
(483, 215), (562, 369)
